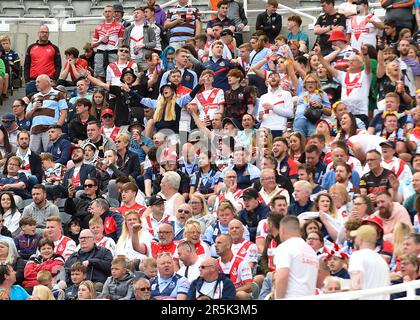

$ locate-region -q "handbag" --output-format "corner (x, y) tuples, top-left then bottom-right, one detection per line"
(304, 104), (323, 123)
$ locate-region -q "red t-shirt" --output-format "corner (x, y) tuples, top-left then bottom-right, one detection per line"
(63, 58), (89, 81)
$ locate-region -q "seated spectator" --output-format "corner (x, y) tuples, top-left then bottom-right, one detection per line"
(58, 47), (89, 87)
(132, 277), (152, 300)
(100, 108), (120, 142)
(40, 152), (63, 186)
(149, 252), (189, 300)
(46, 125), (71, 165)
(288, 180), (314, 216)
(128, 122), (152, 163)
(324, 244), (350, 279)
(0, 264), (30, 300)
(89, 217), (116, 256)
(0, 156), (30, 203)
(322, 276), (342, 294)
(2, 114), (20, 149)
(64, 177), (103, 230)
(0, 240), (25, 285)
(64, 229), (113, 285)
(77, 280), (96, 300)
(14, 216), (42, 260)
(22, 184), (59, 235)
(63, 262), (87, 300)
(45, 216), (76, 261)
(116, 182), (146, 217)
(0, 191), (21, 237)
(68, 98), (97, 144)
(83, 121), (116, 159)
(22, 238), (65, 291)
(90, 198), (124, 243)
(102, 257), (135, 300)
(36, 270), (65, 300)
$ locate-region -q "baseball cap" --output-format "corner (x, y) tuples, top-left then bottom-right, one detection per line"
(113, 3), (124, 12)
(148, 194), (166, 206)
(350, 225), (377, 243)
(240, 188), (259, 199)
(2, 114), (15, 126)
(360, 215), (384, 238)
(101, 108), (114, 117)
(220, 29), (234, 37)
(380, 140), (396, 149)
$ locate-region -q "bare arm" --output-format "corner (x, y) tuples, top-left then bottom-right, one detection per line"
(376, 49), (385, 79)
(236, 281), (252, 294)
(350, 271), (363, 291)
(275, 268), (289, 299)
(57, 109), (68, 127)
(131, 224), (148, 254)
(315, 44), (338, 79)
(188, 104), (212, 139)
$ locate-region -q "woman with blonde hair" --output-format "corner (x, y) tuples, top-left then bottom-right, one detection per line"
(116, 210), (153, 262)
(31, 285), (55, 300)
(293, 73), (331, 138)
(189, 193), (216, 235)
(133, 81), (201, 134)
(77, 280), (96, 300)
(115, 132), (140, 180)
(176, 219), (210, 261)
(390, 222), (412, 272)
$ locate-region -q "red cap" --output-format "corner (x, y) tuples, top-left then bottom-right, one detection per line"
(101, 108), (114, 117)
(361, 215), (384, 238)
(328, 29), (348, 42)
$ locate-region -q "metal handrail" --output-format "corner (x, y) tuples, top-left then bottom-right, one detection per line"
(0, 17), (59, 32)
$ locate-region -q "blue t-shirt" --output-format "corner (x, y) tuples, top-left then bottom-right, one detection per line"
(8, 285), (30, 300)
(286, 30), (310, 49)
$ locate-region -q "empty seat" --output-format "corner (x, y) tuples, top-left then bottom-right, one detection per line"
(26, 6), (51, 17)
(89, 5), (104, 16)
(51, 5), (75, 17)
(2, 5), (25, 17)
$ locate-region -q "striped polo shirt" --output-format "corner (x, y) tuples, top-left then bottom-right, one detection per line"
(166, 5), (200, 43)
(26, 89), (68, 134)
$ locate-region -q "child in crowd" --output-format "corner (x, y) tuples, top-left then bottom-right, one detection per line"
(36, 270), (65, 300)
(40, 152), (63, 185)
(64, 262), (87, 300)
(102, 257), (135, 300)
(14, 216), (42, 260)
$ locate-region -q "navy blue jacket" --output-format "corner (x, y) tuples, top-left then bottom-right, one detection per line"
(187, 274), (236, 300)
(287, 200), (314, 217)
(47, 135), (72, 165)
(100, 210), (124, 243)
(238, 203), (270, 243)
(64, 245), (113, 285)
(202, 57), (233, 91)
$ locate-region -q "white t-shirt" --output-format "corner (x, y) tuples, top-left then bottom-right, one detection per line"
(129, 24), (145, 60)
(259, 87), (294, 131)
(177, 257), (204, 283)
(336, 70), (371, 116)
(346, 14), (380, 51)
(231, 240), (259, 265)
(273, 237), (319, 299)
(348, 248), (390, 300)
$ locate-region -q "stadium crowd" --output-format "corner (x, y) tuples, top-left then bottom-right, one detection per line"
(0, 0), (420, 300)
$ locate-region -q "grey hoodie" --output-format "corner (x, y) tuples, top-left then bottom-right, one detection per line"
(102, 270), (135, 300)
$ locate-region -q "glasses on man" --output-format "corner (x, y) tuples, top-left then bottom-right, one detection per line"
(177, 209), (191, 214)
(79, 236), (94, 241)
(119, 49), (129, 53)
(306, 237), (320, 241)
(84, 184), (95, 188)
(136, 287), (151, 292)
(157, 231), (172, 235)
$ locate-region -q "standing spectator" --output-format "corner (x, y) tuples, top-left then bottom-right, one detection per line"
(226, 0), (248, 46)
(316, 44), (371, 126)
(202, 42), (234, 92)
(206, 1), (236, 40)
(91, 5), (124, 80)
(164, 0), (201, 50)
(314, 0), (346, 56)
(113, 3), (131, 28)
(24, 25), (61, 96)
(274, 216), (319, 299)
(255, 0), (282, 44)
(346, 0), (383, 51)
(64, 229), (113, 285)
(105, 45), (138, 88)
(123, 7), (157, 72)
(348, 225), (390, 299)
(25, 75), (68, 155)
(147, 0), (167, 27)
(22, 184), (59, 235)
(80, 43), (95, 72)
(382, 0), (414, 33)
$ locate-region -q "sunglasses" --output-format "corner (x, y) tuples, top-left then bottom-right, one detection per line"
(137, 287), (151, 292)
(177, 209), (190, 214)
(119, 49), (129, 53)
(102, 114), (112, 119)
(84, 184), (95, 188)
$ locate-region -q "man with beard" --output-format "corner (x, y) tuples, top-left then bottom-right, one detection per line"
(220, 148), (260, 190)
(258, 72), (293, 138)
(260, 212), (282, 275)
(22, 184), (59, 235)
(82, 67), (144, 126)
(143, 194), (174, 238)
(396, 38), (418, 97)
(373, 190), (412, 242)
(334, 163), (359, 198)
(12, 130), (42, 189)
(60, 146), (97, 197)
(272, 137), (299, 183)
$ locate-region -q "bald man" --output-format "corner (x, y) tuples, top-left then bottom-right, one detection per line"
(64, 229), (113, 285)
(187, 257), (236, 300)
(228, 219), (258, 269)
(24, 25), (62, 96)
(25, 74), (68, 154)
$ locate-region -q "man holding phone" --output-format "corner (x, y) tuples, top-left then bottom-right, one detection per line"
(164, 0), (201, 49)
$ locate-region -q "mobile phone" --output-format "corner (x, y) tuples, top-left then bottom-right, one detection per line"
(67, 179), (73, 187)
